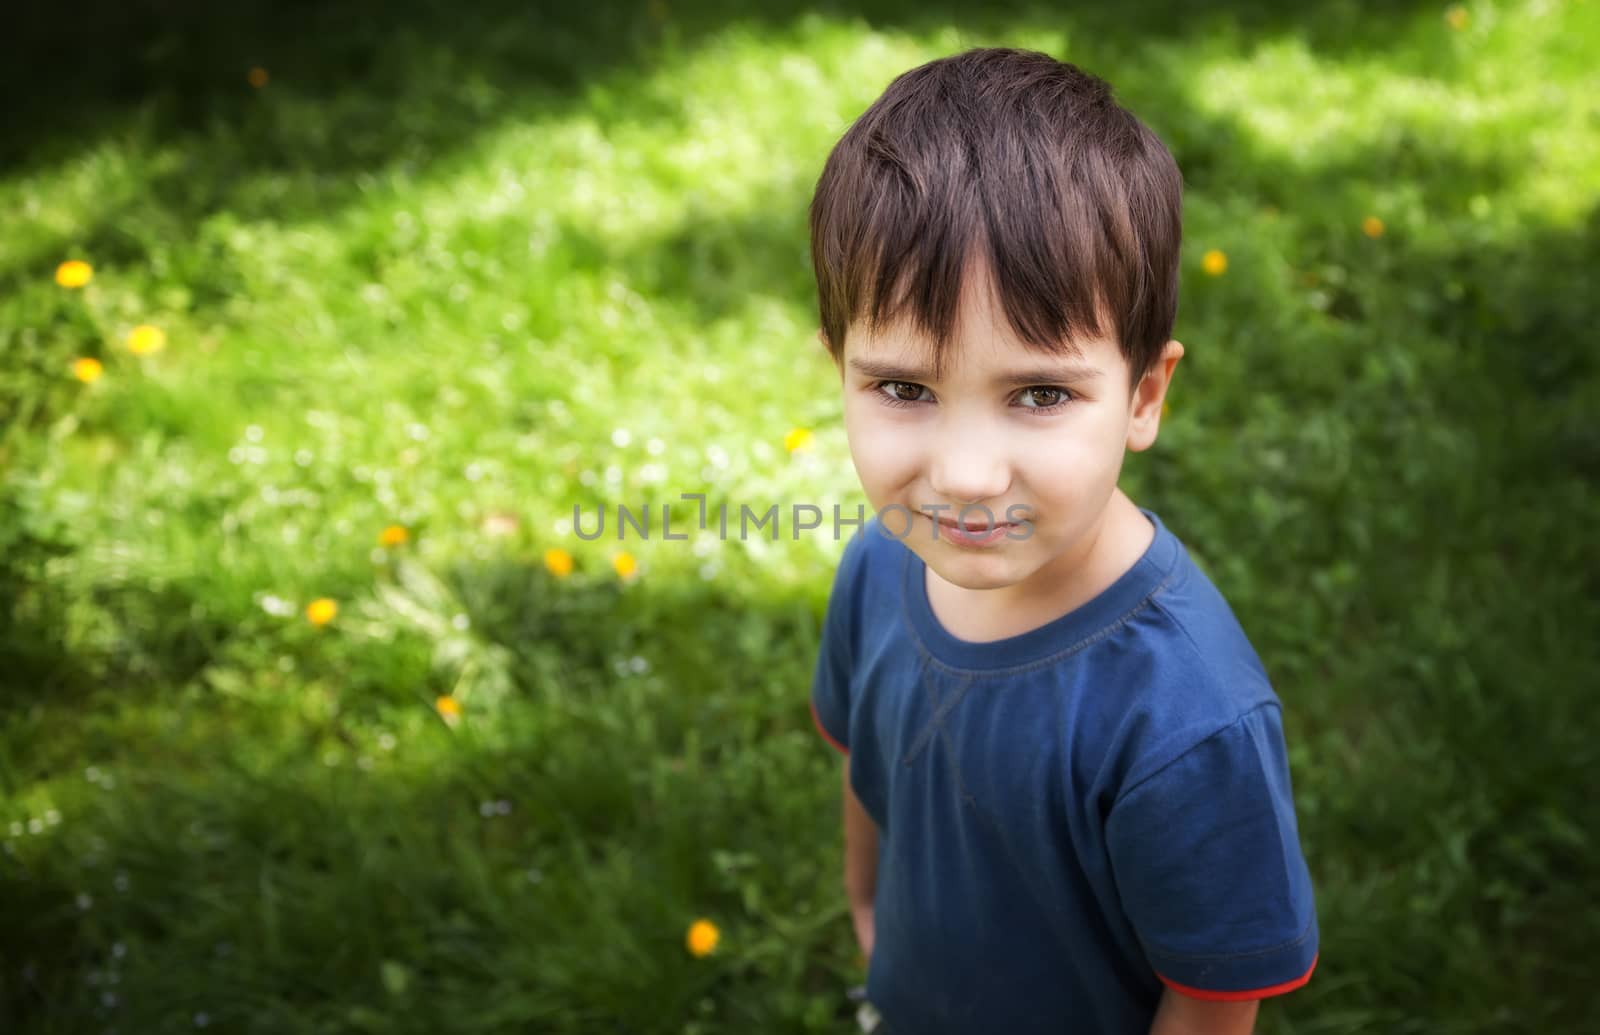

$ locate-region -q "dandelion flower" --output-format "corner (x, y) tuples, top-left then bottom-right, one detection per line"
(1445, 5), (1468, 31)
(305, 598), (338, 625)
(612, 552), (638, 579)
(1201, 250), (1228, 277)
(248, 67), (270, 88)
(56, 260), (93, 288)
(783, 427), (814, 453)
(435, 695), (462, 721)
(126, 324), (167, 355)
(1361, 216), (1385, 239)
(72, 358), (103, 383)
(544, 548), (574, 578)
(378, 525), (409, 547)
(686, 919), (720, 957)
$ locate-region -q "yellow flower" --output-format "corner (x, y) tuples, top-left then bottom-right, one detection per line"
(56, 260), (93, 288)
(783, 427), (814, 453)
(248, 66), (270, 88)
(435, 695), (462, 721)
(72, 357), (103, 383)
(544, 548), (574, 578)
(685, 919), (720, 957)
(126, 324), (167, 355)
(612, 552), (638, 579)
(1201, 249), (1228, 277)
(1361, 216), (1385, 239)
(306, 597), (338, 625)
(1445, 5), (1468, 31)
(1161, 401), (1171, 420)
(378, 524), (409, 547)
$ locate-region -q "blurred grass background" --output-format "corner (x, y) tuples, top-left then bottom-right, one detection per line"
(2, 0), (1598, 1031)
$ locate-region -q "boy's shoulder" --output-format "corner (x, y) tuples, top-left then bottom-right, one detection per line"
(1088, 518), (1286, 790)
(826, 512), (913, 605)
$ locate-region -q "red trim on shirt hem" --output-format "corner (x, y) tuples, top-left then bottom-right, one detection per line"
(810, 699), (849, 755)
(1157, 952), (1318, 1001)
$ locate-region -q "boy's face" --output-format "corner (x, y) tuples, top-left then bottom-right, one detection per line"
(832, 264), (1182, 598)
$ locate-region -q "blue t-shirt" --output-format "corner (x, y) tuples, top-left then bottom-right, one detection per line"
(810, 507), (1319, 1034)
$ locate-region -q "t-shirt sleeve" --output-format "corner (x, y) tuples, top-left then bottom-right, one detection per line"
(809, 528), (866, 756)
(1105, 702), (1319, 1001)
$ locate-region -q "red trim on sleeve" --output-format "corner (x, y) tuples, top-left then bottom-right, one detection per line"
(810, 698), (849, 756)
(1158, 952), (1318, 1002)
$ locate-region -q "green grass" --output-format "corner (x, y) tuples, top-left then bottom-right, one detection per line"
(3, 0), (1598, 1031)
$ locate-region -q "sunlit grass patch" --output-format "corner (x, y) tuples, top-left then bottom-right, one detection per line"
(3, 1), (1598, 1030)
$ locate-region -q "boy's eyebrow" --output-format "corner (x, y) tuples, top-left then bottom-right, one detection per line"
(847, 357), (1102, 385)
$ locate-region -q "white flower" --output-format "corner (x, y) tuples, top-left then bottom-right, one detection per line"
(258, 594), (294, 617)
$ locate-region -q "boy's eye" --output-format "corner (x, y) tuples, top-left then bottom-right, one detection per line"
(877, 381), (930, 404)
(1018, 386), (1069, 408)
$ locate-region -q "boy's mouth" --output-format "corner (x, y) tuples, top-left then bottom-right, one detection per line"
(920, 508), (1016, 532)
(936, 517), (1013, 532)
(925, 511), (1017, 547)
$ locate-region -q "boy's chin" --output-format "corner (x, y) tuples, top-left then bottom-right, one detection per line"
(920, 544), (1028, 592)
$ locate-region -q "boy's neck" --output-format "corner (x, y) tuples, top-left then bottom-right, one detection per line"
(923, 488), (1156, 645)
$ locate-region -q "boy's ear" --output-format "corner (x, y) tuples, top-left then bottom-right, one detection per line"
(1127, 339), (1183, 453)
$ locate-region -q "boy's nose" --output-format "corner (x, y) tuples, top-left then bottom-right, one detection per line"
(927, 435), (1012, 509)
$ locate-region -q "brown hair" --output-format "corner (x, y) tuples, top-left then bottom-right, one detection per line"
(808, 47), (1183, 391)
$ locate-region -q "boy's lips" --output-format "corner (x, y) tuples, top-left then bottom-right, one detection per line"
(938, 521), (1011, 547)
(920, 509), (1018, 532)
(936, 517), (1014, 532)
(919, 510), (1019, 548)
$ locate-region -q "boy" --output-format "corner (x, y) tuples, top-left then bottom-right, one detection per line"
(806, 48), (1318, 1034)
